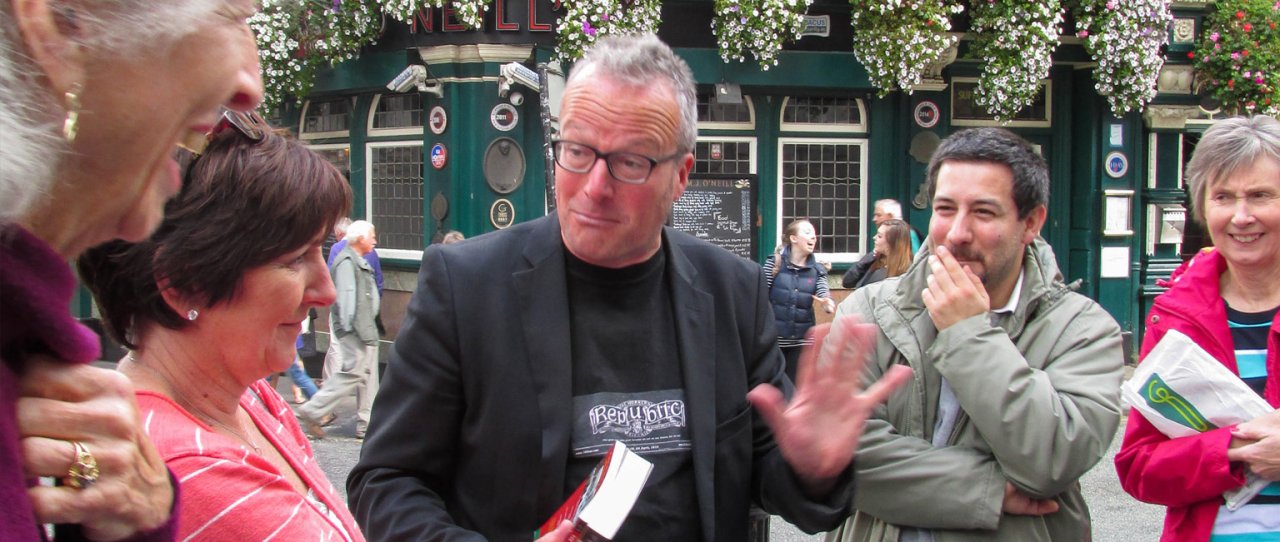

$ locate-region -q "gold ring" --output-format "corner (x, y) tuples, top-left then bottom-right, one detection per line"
(66, 441), (99, 490)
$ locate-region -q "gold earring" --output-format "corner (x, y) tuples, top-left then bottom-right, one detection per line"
(62, 83), (82, 144)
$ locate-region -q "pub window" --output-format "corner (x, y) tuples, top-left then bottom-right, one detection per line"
(300, 97), (353, 140)
(780, 97), (867, 133)
(697, 93), (754, 129)
(777, 138), (869, 262)
(694, 137), (756, 175)
(950, 78), (1052, 128)
(306, 144), (351, 254)
(369, 93), (424, 137)
(366, 142), (425, 260)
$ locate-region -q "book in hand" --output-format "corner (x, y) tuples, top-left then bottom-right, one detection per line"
(534, 440), (654, 541)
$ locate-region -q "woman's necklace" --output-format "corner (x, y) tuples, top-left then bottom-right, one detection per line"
(201, 409), (263, 455)
(125, 351), (263, 454)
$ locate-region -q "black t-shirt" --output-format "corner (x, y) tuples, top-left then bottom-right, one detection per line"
(563, 246), (701, 540)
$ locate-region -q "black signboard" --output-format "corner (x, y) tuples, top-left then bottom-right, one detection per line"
(670, 175), (755, 259)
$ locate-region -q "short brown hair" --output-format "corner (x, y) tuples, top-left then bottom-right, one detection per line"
(78, 125), (352, 348)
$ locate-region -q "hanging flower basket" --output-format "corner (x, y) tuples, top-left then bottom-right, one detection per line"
(1192, 0), (1280, 116)
(848, 0), (963, 96)
(713, 0), (813, 70)
(554, 0), (662, 62)
(968, 0), (1062, 122)
(1074, 0), (1171, 117)
(252, 0), (382, 113)
(380, 0), (445, 22)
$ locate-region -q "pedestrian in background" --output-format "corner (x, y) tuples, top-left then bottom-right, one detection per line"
(0, 0), (264, 538)
(764, 218), (836, 381)
(843, 199), (919, 288)
(851, 218), (913, 289)
(1116, 115), (1280, 541)
(299, 220), (381, 440)
(76, 110), (362, 540)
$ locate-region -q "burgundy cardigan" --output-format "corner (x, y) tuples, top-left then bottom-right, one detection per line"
(0, 225), (178, 541)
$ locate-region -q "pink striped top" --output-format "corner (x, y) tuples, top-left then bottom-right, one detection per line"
(138, 380), (364, 542)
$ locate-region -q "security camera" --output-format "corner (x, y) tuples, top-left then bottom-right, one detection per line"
(509, 92), (524, 106)
(387, 65), (428, 93)
(500, 62), (540, 93)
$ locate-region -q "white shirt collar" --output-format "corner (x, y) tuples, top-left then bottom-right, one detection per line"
(992, 269), (1025, 315)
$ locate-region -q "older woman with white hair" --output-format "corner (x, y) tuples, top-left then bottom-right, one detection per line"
(0, 0), (262, 539)
(1117, 115), (1280, 541)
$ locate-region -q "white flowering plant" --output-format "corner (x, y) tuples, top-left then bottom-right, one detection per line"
(1192, 0), (1280, 116)
(1074, 0), (1171, 117)
(968, 0), (1062, 121)
(713, 0), (813, 70)
(252, 0), (382, 113)
(554, 0), (662, 62)
(848, 0), (963, 96)
(379, 0), (444, 22)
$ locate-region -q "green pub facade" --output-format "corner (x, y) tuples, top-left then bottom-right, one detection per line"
(261, 0), (1230, 354)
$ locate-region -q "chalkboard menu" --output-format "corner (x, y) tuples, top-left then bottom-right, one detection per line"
(670, 176), (755, 259)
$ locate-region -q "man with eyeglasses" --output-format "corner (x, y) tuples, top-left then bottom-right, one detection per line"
(347, 34), (909, 542)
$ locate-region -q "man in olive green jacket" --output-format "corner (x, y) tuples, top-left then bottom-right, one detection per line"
(828, 128), (1124, 542)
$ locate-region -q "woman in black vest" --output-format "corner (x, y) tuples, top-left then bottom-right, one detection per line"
(762, 219), (836, 381)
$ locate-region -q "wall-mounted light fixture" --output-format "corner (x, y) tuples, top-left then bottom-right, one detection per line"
(715, 80), (742, 105)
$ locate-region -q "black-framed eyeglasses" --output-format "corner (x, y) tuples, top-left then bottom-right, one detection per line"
(177, 107), (266, 155)
(552, 139), (685, 185)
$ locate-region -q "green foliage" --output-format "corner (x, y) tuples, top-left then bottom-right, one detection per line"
(1193, 0), (1280, 115)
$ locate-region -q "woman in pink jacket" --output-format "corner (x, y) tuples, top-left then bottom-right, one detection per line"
(1115, 115), (1280, 541)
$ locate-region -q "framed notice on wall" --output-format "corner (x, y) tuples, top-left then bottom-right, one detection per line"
(670, 175), (756, 259)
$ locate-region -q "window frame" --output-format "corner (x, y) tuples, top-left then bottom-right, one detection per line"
(367, 93), (426, 138)
(299, 97), (355, 141)
(778, 97), (868, 134)
(775, 136), (871, 264)
(365, 140), (426, 262)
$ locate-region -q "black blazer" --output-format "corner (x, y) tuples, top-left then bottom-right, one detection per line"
(347, 215), (852, 541)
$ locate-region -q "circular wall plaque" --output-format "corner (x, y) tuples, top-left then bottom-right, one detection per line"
(430, 143), (448, 170)
(483, 137), (525, 194)
(914, 100), (940, 129)
(490, 103), (518, 132)
(429, 106), (447, 135)
(1105, 151), (1129, 178)
(490, 198), (515, 229)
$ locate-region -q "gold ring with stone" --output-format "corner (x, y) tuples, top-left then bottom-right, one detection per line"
(66, 441), (100, 490)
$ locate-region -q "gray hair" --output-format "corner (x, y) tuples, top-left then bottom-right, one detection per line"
(346, 220), (375, 243)
(441, 230), (465, 244)
(1185, 115), (1280, 226)
(566, 34), (697, 153)
(0, 0), (214, 224)
(927, 128), (1049, 219)
(333, 216), (353, 237)
(875, 199), (903, 219)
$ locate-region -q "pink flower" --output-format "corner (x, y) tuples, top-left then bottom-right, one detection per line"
(1077, 30), (1089, 38)
(1106, 1), (1116, 9)
(1258, 75), (1266, 84)
(582, 21), (596, 36)
(1232, 51), (1241, 60)
(1209, 32), (1220, 42)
